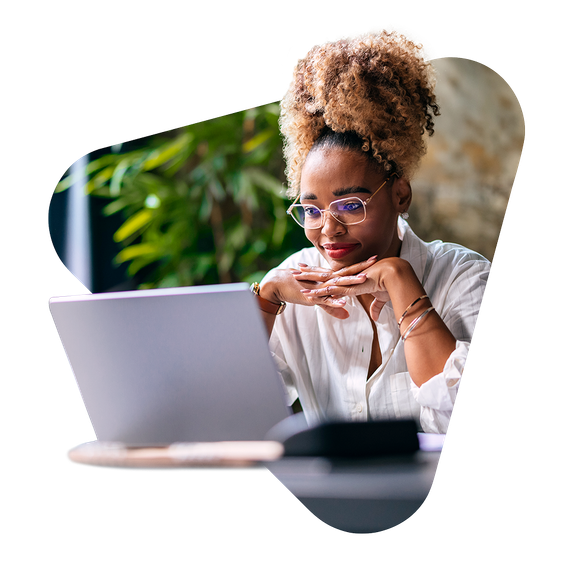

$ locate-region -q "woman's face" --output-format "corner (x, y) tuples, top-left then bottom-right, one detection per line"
(299, 147), (408, 270)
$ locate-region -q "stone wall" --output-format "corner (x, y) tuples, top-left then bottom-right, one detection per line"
(409, 58), (524, 261)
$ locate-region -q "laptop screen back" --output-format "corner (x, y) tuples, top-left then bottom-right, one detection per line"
(50, 283), (291, 446)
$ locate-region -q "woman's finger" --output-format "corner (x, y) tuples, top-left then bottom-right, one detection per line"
(293, 256), (378, 283)
(293, 264), (335, 283)
(318, 304), (350, 319)
(297, 263), (333, 274)
(324, 273), (367, 286)
(333, 255), (378, 277)
(301, 285), (349, 298)
(305, 294), (350, 318)
(370, 298), (388, 321)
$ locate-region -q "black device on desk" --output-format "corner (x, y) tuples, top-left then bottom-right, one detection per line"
(268, 415), (420, 458)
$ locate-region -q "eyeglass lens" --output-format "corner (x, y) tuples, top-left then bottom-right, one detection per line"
(291, 198), (366, 228)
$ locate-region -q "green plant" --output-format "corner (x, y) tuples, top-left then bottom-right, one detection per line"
(56, 102), (304, 288)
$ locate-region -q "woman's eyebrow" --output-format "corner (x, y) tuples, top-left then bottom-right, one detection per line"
(300, 186), (372, 201)
(332, 186), (372, 197)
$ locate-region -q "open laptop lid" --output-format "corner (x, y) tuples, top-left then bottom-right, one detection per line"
(49, 283), (291, 446)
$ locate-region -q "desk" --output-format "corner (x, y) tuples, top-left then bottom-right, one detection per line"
(66, 441), (284, 471)
(69, 439), (441, 534)
(266, 451), (439, 533)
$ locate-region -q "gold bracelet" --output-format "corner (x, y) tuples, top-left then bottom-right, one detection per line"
(397, 295), (429, 327)
(250, 282), (286, 315)
(401, 306), (435, 342)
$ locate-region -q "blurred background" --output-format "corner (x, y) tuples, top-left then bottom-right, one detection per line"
(410, 58), (524, 259)
(49, 57), (524, 293)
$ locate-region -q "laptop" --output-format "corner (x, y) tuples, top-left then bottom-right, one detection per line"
(49, 283), (292, 448)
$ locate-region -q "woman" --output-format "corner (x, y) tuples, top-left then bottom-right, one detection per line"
(251, 31), (489, 434)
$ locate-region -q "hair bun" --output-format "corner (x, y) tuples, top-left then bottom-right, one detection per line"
(280, 30), (440, 197)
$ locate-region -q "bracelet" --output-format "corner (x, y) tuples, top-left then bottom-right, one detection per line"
(250, 282), (286, 315)
(397, 295), (428, 327)
(401, 306), (435, 342)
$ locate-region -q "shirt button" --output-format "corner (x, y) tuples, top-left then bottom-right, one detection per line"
(356, 404), (363, 413)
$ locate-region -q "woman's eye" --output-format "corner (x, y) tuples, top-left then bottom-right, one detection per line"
(304, 206), (321, 217)
(341, 202), (362, 212)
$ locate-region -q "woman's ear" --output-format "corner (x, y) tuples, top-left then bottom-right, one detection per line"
(392, 177), (412, 213)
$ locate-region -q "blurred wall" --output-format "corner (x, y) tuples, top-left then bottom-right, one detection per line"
(410, 58), (524, 261)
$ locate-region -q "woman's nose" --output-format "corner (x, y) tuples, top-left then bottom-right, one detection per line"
(320, 211), (346, 236)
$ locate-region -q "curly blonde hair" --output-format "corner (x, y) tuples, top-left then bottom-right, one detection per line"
(280, 30), (440, 197)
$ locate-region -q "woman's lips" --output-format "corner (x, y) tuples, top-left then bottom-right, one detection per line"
(322, 243), (360, 259)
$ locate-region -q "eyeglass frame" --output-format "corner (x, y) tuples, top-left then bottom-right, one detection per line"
(286, 175), (393, 229)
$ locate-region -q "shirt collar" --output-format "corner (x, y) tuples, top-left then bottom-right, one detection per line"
(398, 217), (427, 284)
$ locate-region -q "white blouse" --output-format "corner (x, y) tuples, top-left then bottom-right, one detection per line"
(266, 218), (490, 434)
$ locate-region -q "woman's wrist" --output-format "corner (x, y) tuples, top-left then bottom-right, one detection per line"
(258, 279), (282, 305)
(376, 257), (411, 284)
(376, 258), (429, 319)
(369, 257), (410, 295)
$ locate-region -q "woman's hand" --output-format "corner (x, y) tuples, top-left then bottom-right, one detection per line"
(296, 256), (402, 321)
(260, 255), (380, 320)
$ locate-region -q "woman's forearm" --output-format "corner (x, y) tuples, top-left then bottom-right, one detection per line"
(380, 259), (456, 386)
(258, 280), (281, 337)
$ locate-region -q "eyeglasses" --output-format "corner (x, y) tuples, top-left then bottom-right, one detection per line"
(287, 176), (391, 229)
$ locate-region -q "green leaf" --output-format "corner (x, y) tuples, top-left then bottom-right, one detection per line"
(54, 154), (119, 193)
(142, 133), (194, 172)
(244, 166), (286, 198)
(242, 129), (275, 153)
(113, 208), (154, 242)
(86, 165), (116, 194)
(115, 242), (159, 263)
(102, 197), (130, 216)
(109, 158), (131, 195)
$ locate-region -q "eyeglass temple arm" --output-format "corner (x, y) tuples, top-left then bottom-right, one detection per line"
(364, 175), (394, 205)
(286, 193), (301, 213)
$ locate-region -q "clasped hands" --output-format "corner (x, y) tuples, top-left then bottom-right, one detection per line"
(264, 255), (404, 321)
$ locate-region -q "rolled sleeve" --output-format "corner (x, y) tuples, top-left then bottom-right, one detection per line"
(410, 340), (468, 433)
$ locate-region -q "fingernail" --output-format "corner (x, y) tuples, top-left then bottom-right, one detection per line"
(292, 270), (302, 275)
(298, 263), (308, 268)
(369, 255), (378, 260)
(300, 289), (311, 294)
